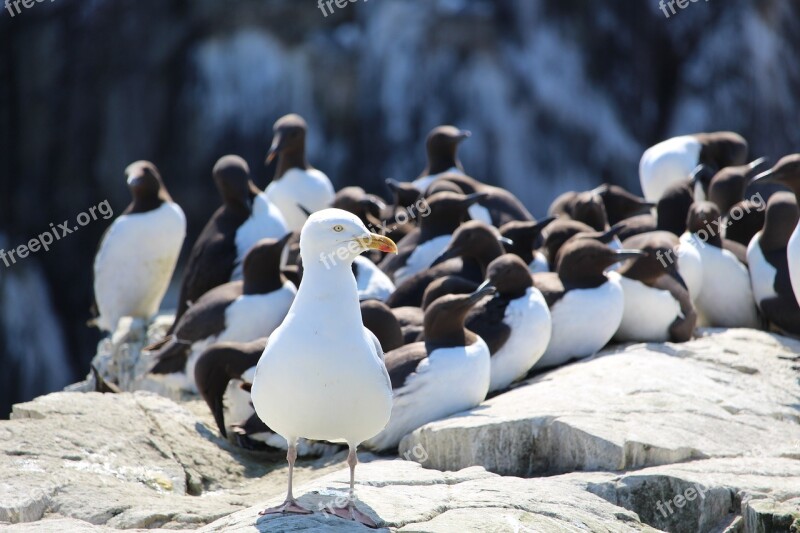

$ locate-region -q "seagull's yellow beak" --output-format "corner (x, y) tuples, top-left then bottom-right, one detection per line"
(358, 233), (398, 254)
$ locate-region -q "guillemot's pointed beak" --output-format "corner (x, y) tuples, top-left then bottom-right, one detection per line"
(498, 236), (514, 247)
(751, 168), (778, 185)
(265, 134), (283, 165)
(276, 232), (294, 252)
(469, 283), (496, 303)
(296, 203), (313, 217)
(359, 233), (398, 254)
(614, 249), (647, 261)
(748, 156), (768, 170)
(457, 130), (471, 141)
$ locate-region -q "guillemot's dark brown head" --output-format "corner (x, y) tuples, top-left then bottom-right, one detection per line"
(213, 155), (253, 214)
(430, 220), (506, 272)
(499, 217), (557, 264)
(592, 184), (655, 226)
(695, 131), (749, 172)
(686, 201), (723, 247)
(760, 192), (799, 252)
(425, 179), (464, 196)
(752, 154), (800, 198)
(424, 125), (471, 176)
(241, 233), (293, 295)
(556, 239), (645, 289)
(386, 178), (422, 208)
(332, 186), (386, 227)
(265, 113), (310, 179)
(572, 191), (610, 232)
(620, 231), (682, 285)
(484, 254), (533, 299)
(708, 157), (768, 213)
(125, 160), (172, 214)
(421, 275), (479, 310)
(542, 219), (596, 264)
(424, 285), (496, 350)
(656, 181), (694, 236)
(420, 191), (488, 240)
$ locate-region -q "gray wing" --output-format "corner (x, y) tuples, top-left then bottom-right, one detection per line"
(365, 327), (392, 390)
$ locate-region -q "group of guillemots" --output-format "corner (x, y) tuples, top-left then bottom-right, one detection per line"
(91, 115), (800, 527)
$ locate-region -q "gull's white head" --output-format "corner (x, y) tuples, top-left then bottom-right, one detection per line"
(300, 208), (398, 267)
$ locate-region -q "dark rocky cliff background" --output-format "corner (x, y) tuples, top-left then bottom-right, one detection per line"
(0, 0), (797, 416)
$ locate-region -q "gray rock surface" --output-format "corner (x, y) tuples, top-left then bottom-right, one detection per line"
(400, 329), (800, 475)
(0, 391), (344, 529)
(561, 458), (800, 533)
(1, 328), (798, 532)
(199, 461), (657, 533)
(74, 315), (191, 401)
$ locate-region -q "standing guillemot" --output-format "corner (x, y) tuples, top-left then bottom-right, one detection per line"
(264, 114), (335, 232)
(379, 191), (486, 285)
(169, 155), (285, 331)
(411, 125), (471, 193)
(752, 155), (800, 315)
(530, 240), (645, 371)
(679, 202), (759, 328)
(746, 192), (800, 335)
(498, 217), (557, 274)
(386, 221), (507, 308)
(410, 125), (532, 226)
(148, 235), (295, 388)
(614, 232), (697, 343)
(251, 209), (396, 527)
(93, 161), (186, 333)
(639, 132), (749, 202)
(363, 286), (495, 452)
(465, 255), (552, 393)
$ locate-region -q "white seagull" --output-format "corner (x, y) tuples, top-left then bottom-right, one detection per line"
(251, 208), (397, 528)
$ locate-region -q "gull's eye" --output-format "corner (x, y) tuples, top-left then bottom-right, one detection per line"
(333, 224), (344, 232)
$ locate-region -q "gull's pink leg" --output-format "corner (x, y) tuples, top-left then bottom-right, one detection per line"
(259, 440), (312, 516)
(323, 445), (379, 528)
